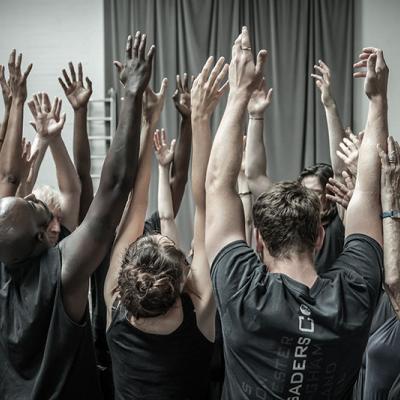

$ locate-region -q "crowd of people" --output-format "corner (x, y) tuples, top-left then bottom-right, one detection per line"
(0, 26), (399, 400)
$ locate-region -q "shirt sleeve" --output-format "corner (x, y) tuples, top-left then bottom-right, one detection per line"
(211, 240), (265, 314)
(325, 233), (383, 307)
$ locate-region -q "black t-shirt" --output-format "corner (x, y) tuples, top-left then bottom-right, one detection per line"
(388, 371), (400, 400)
(0, 247), (102, 400)
(362, 316), (400, 399)
(106, 293), (214, 400)
(352, 290), (395, 399)
(211, 235), (382, 400)
(315, 213), (345, 274)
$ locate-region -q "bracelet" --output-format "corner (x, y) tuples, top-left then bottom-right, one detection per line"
(249, 116), (264, 120)
(381, 210), (400, 219)
(239, 191), (251, 196)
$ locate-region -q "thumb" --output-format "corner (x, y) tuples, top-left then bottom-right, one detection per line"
(160, 78), (168, 95)
(266, 88), (273, 103)
(255, 50), (268, 77)
(113, 61), (123, 72)
(170, 139), (177, 154)
(30, 122), (37, 131)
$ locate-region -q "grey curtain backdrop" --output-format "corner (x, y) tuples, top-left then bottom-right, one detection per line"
(104, 0), (354, 250)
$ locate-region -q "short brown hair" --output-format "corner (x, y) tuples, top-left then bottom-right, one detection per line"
(253, 181), (321, 259)
(116, 235), (187, 319)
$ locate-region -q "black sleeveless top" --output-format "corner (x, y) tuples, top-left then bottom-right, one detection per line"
(0, 247), (102, 400)
(107, 293), (214, 400)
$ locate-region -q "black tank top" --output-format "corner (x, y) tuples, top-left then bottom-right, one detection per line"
(107, 293), (213, 400)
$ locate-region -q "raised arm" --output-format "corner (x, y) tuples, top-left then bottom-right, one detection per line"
(0, 65), (12, 152)
(245, 77), (273, 198)
(15, 139), (38, 197)
(346, 48), (389, 244)
(311, 60), (346, 179)
(0, 50), (32, 198)
(28, 94), (81, 232)
(205, 27), (267, 263)
(59, 62), (93, 223)
(60, 32), (154, 323)
(154, 129), (178, 243)
(105, 79), (167, 311)
(190, 56), (228, 339)
(170, 73), (192, 216)
(378, 137), (400, 318)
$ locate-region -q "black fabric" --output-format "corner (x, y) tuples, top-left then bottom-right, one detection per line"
(388, 371), (400, 400)
(0, 247), (102, 400)
(90, 245), (115, 400)
(315, 212), (345, 274)
(362, 317), (400, 399)
(208, 311), (224, 400)
(143, 211), (161, 235)
(59, 224), (71, 242)
(352, 290), (395, 400)
(107, 293), (213, 400)
(211, 235), (382, 400)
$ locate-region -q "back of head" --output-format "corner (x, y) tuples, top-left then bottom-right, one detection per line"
(298, 163), (333, 188)
(253, 181), (321, 259)
(117, 235), (187, 318)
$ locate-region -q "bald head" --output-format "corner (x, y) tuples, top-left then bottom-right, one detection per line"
(0, 196), (52, 265)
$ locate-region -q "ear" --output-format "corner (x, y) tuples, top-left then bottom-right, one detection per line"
(36, 230), (46, 243)
(314, 224), (325, 252)
(255, 228), (262, 253)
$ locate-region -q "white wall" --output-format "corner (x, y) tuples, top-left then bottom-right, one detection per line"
(354, 0), (400, 139)
(0, 0), (105, 187)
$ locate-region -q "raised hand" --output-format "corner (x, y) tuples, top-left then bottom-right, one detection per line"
(191, 56), (228, 119)
(114, 32), (155, 94)
(28, 94), (66, 140)
(354, 47), (389, 100)
(229, 26), (267, 95)
(377, 136), (400, 210)
(247, 77), (273, 117)
(172, 73), (192, 117)
(7, 49), (33, 102)
(154, 129), (176, 167)
(59, 62), (92, 110)
(311, 60), (334, 107)
(143, 78), (168, 124)
(0, 65), (11, 109)
(336, 130), (363, 176)
(326, 171), (355, 209)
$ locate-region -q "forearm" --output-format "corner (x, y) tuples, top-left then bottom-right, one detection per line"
(170, 116), (192, 216)
(0, 106), (11, 152)
(324, 103), (346, 178)
(206, 94), (248, 192)
(238, 172), (253, 246)
(25, 136), (48, 194)
(191, 116), (211, 210)
(50, 136), (81, 196)
(0, 100), (24, 193)
(73, 107), (93, 222)
(245, 118), (273, 197)
(356, 99), (388, 192)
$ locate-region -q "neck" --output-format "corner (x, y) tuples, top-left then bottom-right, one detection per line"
(267, 252), (318, 288)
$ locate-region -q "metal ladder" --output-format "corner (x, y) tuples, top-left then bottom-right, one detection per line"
(87, 88), (117, 189)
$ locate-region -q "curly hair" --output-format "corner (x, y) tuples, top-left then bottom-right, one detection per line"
(116, 235), (187, 319)
(253, 181), (321, 259)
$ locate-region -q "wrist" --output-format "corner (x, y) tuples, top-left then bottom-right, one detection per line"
(191, 113), (210, 123)
(74, 105), (88, 114)
(323, 100), (336, 110)
(370, 96), (388, 108)
(381, 195), (400, 211)
(248, 114), (264, 120)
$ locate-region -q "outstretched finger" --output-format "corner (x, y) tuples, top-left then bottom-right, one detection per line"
(138, 33), (147, 60)
(367, 53), (377, 76)
(15, 53), (22, 72)
(240, 26), (251, 50)
(78, 62), (83, 83)
(69, 62), (77, 82)
(8, 49), (16, 75)
(132, 31), (141, 58)
(159, 77), (168, 96)
(160, 128), (167, 147)
(86, 77), (93, 92)
(43, 93), (51, 112)
(342, 170), (355, 190)
(170, 138), (176, 155)
(208, 57), (225, 88)
(58, 77), (68, 92)
(199, 56), (214, 83)
(62, 69), (72, 87)
(28, 100), (37, 118)
(146, 45), (155, 63)
(125, 34), (133, 60)
(22, 64), (33, 81)
(336, 150), (348, 163)
(33, 94), (41, 114)
(183, 73), (189, 91)
(176, 74), (183, 93)
(212, 63), (229, 94)
(311, 73), (323, 82)
(255, 50), (267, 78)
